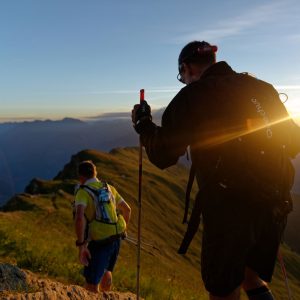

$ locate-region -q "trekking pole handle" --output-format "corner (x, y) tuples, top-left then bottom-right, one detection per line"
(140, 89), (144, 103)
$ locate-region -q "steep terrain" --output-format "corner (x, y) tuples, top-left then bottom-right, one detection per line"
(285, 194), (300, 253)
(0, 147), (300, 299)
(0, 147), (205, 299)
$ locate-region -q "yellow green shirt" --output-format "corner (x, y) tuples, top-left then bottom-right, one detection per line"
(75, 178), (127, 241)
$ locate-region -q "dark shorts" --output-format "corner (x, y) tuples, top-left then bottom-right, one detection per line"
(200, 183), (285, 297)
(84, 238), (121, 285)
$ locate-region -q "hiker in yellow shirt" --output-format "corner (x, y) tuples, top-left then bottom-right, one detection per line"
(74, 160), (131, 293)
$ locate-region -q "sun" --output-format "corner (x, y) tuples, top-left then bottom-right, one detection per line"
(284, 100), (300, 124)
(276, 86), (300, 124)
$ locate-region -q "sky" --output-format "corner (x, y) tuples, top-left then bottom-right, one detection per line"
(0, 0), (300, 122)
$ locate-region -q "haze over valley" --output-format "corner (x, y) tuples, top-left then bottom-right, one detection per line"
(0, 111), (299, 205)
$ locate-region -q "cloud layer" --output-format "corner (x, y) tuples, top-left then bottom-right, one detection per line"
(174, 1), (289, 43)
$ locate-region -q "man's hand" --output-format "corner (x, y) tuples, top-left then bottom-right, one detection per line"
(121, 230), (128, 240)
(132, 101), (154, 134)
(79, 245), (91, 266)
(131, 101), (152, 125)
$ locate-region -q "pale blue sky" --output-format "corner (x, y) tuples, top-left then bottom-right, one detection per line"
(0, 0), (300, 121)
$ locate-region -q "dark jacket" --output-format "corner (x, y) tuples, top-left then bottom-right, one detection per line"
(138, 61), (300, 255)
(139, 60), (300, 192)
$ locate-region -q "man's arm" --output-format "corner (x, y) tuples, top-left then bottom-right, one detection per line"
(117, 200), (131, 226)
(138, 89), (192, 169)
(75, 204), (91, 266)
(75, 204), (87, 243)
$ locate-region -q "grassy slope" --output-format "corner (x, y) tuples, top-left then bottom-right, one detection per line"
(285, 194), (300, 253)
(0, 147), (299, 300)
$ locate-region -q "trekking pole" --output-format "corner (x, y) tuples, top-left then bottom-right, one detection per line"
(126, 234), (160, 251)
(136, 88), (144, 300)
(278, 250), (292, 300)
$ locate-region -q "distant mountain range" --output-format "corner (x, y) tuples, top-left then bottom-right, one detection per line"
(0, 111), (165, 205)
(0, 111), (299, 205)
(0, 117), (136, 204)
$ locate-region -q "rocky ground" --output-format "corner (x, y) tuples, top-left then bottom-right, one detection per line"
(0, 263), (140, 300)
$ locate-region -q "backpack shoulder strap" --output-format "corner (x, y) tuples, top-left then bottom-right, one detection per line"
(105, 183), (117, 205)
(178, 191), (203, 254)
(79, 182), (107, 197)
(182, 165), (196, 224)
(80, 184), (97, 194)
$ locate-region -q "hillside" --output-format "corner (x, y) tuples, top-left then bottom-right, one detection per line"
(0, 147), (300, 299)
(0, 147), (205, 299)
(285, 194), (300, 253)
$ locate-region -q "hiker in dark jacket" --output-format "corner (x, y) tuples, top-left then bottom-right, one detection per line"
(132, 41), (300, 300)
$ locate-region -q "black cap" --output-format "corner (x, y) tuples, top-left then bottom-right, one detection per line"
(178, 41), (218, 66)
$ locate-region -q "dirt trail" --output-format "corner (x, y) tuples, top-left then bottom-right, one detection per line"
(0, 263), (140, 300)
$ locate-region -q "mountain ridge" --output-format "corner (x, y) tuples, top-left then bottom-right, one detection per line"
(0, 110), (299, 204)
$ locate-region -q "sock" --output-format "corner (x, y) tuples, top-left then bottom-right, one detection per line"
(246, 286), (275, 300)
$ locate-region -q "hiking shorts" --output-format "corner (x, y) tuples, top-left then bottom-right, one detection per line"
(84, 238), (121, 285)
(200, 183), (286, 297)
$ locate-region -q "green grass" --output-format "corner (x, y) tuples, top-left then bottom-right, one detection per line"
(0, 195), (82, 284)
(0, 147), (299, 299)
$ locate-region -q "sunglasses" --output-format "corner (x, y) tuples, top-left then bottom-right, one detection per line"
(177, 64), (185, 83)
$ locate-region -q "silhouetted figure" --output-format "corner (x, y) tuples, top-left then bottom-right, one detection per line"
(132, 41), (300, 300)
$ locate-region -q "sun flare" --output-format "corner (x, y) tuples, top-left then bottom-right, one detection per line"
(276, 86), (300, 124)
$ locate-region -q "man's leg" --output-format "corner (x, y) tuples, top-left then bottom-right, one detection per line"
(242, 268), (274, 300)
(99, 238), (121, 292)
(100, 271), (112, 291)
(201, 184), (251, 300)
(83, 241), (107, 293)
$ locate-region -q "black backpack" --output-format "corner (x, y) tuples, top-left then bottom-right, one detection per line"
(179, 73), (300, 254)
